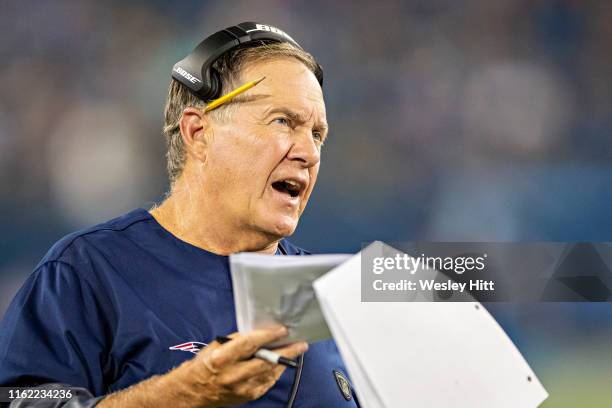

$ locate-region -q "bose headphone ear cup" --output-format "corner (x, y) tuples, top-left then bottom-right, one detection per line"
(206, 68), (223, 101)
(173, 22), (322, 100)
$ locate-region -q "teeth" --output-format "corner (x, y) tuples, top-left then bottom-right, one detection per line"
(284, 180), (299, 189)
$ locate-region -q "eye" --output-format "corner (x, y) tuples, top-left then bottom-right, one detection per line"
(273, 117), (289, 126)
(312, 131), (324, 143)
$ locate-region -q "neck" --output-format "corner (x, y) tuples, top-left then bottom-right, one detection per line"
(150, 179), (279, 256)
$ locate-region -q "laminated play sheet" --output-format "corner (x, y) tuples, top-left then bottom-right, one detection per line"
(229, 252), (350, 347)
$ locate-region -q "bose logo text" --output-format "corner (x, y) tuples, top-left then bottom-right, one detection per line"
(246, 24), (296, 43)
(174, 67), (201, 84)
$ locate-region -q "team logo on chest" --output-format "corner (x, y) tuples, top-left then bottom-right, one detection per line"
(169, 341), (207, 354)
(333, 369), (353, 401)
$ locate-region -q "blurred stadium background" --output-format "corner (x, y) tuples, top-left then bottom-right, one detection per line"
(1, 1), (611, 406)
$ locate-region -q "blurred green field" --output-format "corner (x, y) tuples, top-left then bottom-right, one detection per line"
(534, 336), (612, 408)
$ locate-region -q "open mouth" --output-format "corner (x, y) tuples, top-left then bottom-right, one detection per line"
(272, 179), (303, 198)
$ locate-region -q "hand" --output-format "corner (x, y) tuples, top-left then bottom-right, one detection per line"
(188, 326), (308, 407)
(97, 326), (307, 408)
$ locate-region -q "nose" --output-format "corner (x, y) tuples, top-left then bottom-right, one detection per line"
(287, 129), (320, 168)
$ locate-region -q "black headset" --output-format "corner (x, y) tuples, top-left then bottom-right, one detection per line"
(172, 22), (324, 101)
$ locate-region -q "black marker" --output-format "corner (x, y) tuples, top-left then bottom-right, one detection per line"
(215, 335), (298, 368)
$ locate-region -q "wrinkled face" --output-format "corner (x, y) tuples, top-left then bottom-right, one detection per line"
(201, 58), (327, 239)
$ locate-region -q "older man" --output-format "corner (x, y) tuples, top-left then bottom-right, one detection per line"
(0, 23), (358, 407)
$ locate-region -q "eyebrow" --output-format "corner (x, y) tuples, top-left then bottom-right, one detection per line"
(262, 106), (329, 132)
(220, 94), (329, 136)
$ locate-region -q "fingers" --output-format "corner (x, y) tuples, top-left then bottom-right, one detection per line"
(209, 326), (289, 367)
(199, 340), (224, 373)
(232, 375), (279, 402)
(217, 340), (308, 384)
(230, 362), (289, 402)
(218, 358), (278, 385)
(188, 329), (309, 407)
(271, 341), (309, 360)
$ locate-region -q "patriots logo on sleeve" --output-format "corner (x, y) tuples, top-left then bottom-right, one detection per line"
(169, 341), (207, 354)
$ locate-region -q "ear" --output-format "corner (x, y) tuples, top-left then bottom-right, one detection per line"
(179, 107), (212, 163)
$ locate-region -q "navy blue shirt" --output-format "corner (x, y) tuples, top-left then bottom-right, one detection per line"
(0, 209), (358, 407)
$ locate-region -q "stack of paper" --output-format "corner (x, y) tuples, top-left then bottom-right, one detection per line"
(230, 243), (548, 407)
(229, 252), (350, 347)
(313, 242), (548, 408)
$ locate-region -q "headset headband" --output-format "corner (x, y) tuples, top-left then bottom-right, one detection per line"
(172, 22), (323, 101)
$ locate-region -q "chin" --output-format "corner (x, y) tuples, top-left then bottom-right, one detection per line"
(260, 214), (299, 239)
